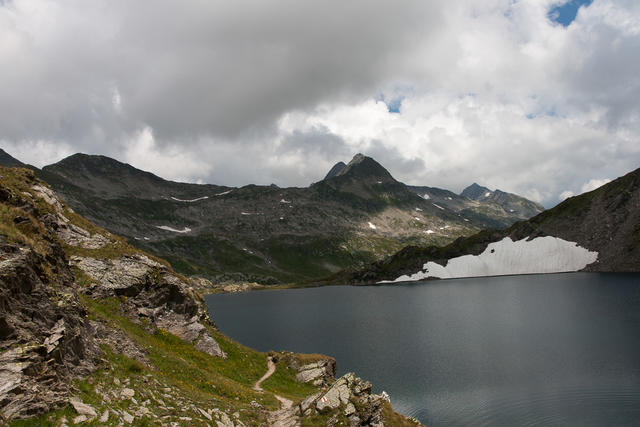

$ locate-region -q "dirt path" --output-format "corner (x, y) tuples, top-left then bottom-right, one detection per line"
(253, 357), (299, 427)
(253, 356), (276, 392)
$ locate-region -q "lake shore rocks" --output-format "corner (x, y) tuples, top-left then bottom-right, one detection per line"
(298, 372), (388, 426)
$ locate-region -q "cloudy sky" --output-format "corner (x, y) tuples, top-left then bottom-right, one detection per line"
(1, 0), (638, 207)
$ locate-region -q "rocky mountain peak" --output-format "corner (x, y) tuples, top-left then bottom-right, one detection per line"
(461, 183), (492, 200)
(324, 161), (347, 180)
(331, 154), (395, 181)
(348, 153), (366, 165)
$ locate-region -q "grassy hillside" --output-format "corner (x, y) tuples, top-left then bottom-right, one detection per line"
(0, 166), (420, 426)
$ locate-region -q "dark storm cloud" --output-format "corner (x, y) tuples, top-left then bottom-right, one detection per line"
(0, 0), (440, 147)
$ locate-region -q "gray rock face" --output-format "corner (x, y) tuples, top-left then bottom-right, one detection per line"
(295, 359), (337, 386)
(297, 372), (387, 426)
(73, 254), (226, 358)
(277, 352), (336, 387)
(71, 254), (163, 292)
(54, 219), (110, 249)
(0, 240), (99, 421)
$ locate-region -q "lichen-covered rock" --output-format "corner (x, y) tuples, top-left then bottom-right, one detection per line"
(277, 351), (336, 387)
(0, 241), (99, 422)
(295, 359), (337, 386)
(69, 396), (97, 418)
(47, 214), (110, 249)
(299, 372), (387, 426)
(31, 184), (63, 213)
(73, 254), (226, 358)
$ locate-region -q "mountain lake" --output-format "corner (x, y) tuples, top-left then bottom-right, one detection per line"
(205, 273), (640, 426)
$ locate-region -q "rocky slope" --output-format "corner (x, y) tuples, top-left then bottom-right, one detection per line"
(406, 182), (544, 229)
(19, 150), (540, 285)
(38, 153), (481, 283)
(0, 166), (419, 426)
(348, 167), (640, 284)
(460, 182), (544, 220)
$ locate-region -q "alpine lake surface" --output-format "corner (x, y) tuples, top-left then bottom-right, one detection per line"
(206, 273), (640, 426)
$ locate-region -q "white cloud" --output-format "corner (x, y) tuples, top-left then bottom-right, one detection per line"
(580, 178), (612, 194)
(0, 139), (75, 168)
(0, 0), (639, 207)
(559, 190), (575, 201)
(122, 127), (211, 183)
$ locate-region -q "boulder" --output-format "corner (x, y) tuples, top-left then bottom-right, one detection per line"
(295, 359), (337, 386)
(69, 397), (97, 418)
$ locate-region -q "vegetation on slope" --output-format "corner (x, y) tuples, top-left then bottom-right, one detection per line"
(1, 166), (420, 425)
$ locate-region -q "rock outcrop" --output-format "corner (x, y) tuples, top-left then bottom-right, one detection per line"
(74, 254), (226, 358)
(298, 373), (389, 426)
(0, 238), (99, 421)
(0, 168), (227, 422)
(275, 352), (337, 387)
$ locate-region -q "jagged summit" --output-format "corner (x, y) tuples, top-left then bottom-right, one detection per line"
(461, 182), (544, 218)
(326, 153), (395, 182)
(461, 183), (492, 200)
(324, 161), (347, 180)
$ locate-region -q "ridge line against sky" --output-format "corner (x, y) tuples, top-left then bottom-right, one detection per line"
(0, 0), (638, 207)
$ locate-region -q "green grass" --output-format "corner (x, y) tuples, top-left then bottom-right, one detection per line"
(10, 294), (330, 425)
(262, 362), (318, 401)
(82, 296), (321, 412)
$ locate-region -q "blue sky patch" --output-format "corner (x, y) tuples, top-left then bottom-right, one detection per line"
(548, 0), (593, 27)
(377, 93), (405, 114)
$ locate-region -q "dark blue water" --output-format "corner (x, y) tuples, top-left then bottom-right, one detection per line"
(205, 273), (640, 426)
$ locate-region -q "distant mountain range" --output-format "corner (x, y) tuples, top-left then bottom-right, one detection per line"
(347, 166), (640, 284)
(0, 148), (544, 283)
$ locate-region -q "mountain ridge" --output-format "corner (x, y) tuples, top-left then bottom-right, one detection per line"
(0, 166), (419, 425)
(5, 149), (543, 283)
(345, 166), (640, 284)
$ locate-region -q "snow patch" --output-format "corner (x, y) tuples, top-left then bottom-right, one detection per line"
(414, 217), (421, 221)
(422, 194), (430, 200)
(380, 236), (598, 283)
(280, 199), (291, 204)
(433, 203), (444, 210)
(241, 212), (252, 215)
(484, 192), (491, 197)
(425, 230), (435, 234)
(415, 207), (423, 212)
(368, 222), (377, 230)
(215, 190), (233, 196)
(155, 225), (191, 233)
(446, 197), (452, 200)
(170, 196), (209, 203)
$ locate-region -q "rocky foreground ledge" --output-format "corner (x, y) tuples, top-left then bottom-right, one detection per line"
(0, 167), (421, 426)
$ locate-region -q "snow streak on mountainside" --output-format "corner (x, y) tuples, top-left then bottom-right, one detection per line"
(380, 236), (598, 282)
